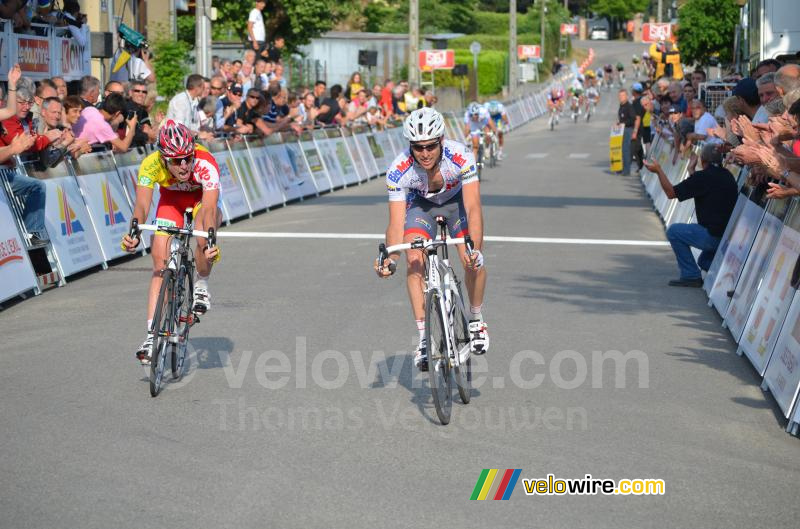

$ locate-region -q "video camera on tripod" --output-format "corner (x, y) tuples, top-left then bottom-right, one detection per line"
(118, 23), (149, 54)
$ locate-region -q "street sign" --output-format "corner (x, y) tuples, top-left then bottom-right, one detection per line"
(560, 23), (578, 36)
(642, 23), (673, 43)
(418, 49), (455, 71)
(517, 44), (541, 60)
(469, 41), (481, 56)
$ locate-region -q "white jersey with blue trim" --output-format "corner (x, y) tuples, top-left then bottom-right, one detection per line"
(463, 107), (491, 132)
(385, 139), (478, 205)
(484, 100), (505, 117)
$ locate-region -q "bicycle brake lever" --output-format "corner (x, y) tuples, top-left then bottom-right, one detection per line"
(206, 227), (216, 250)
(464, 235), (475, 256)
(128, 217), (140, 241)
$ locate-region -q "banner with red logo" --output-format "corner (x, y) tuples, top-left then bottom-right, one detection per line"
(17, 37), (50, 76)
(58, 37), (90, 81)
(517, 45), (541, 60)
(642, 23), (674, 43)
(0, 180), (38, 303)
(560, 24), (578, 36)
(419, 50), (455, 71)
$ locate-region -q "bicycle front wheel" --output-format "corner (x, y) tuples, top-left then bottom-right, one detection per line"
(171, 265), (193, 381)
(451, 289), (471, 405)
(426, 289), (452, 425)
(150, 269), (175, 397)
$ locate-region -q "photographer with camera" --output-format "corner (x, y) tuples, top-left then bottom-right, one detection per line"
(73, 92), (137, 153)
(125, 80), (156, 146)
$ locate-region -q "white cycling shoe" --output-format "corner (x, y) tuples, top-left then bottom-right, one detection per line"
(193, 286), (210, 314)
(414, 339), (429, 372)
(469, 320), (490, 355)
(136, 334), (154, 365)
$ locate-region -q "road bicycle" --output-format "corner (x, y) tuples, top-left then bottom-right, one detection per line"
(585, 98), (597, 122)
(569, 96), (581, 123)
(128, 208), (217, 397)
(548, 104), (560, 131)
(486, 130), (499, 168)
(377, 219), (475, 425)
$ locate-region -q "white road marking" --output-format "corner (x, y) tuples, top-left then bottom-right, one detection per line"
(569, 153), (590, 159)
(525, 153), (549, 159)
(213, 231), (670, 247)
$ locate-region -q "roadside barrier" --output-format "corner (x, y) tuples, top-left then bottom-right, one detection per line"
(640, 132), (800, 437)
(0, 74), (570, 308)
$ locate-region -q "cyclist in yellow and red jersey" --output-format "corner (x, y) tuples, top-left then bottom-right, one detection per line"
(121, 120), (222, 364)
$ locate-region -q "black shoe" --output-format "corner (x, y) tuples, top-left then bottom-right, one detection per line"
(668, 278), (703, 287)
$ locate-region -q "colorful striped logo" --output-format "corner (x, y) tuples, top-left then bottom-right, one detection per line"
(470, 469), (522, 500)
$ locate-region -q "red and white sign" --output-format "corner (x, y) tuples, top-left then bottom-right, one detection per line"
(59, 38), (89, 80)
(17, 37), (50, 74)
(560, 23), (578, 36)
(0, 185), (38, 303)
(642, 23), (673, 43)
(517, 45), (541, 60)
(419, 49), (455, 71)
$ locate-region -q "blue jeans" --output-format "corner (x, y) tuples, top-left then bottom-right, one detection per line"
(5, 170), (46, 236)
(621, 126), (632, 175)
(666, 223), (720, 280)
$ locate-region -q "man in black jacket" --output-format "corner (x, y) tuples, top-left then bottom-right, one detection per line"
(644, 144), (738, 287)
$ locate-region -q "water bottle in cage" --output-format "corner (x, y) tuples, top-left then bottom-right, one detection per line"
(168, 237), (181, 270)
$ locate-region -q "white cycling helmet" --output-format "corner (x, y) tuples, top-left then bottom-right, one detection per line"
(403, 108), (445, 142)
(468, 102), (482, 115)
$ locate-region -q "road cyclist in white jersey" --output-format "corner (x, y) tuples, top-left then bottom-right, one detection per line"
(376, 108), (489, 371)
(484, 100), (509, 160)
(462, 101), (498, 165)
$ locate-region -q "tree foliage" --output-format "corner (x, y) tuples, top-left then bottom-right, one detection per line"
(676, 0), (738, 66)
(151, 29), (191, 98)
(589, 0), (648, 20)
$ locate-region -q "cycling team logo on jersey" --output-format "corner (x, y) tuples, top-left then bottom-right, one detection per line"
(444, 146), (466, 168)
(387, 155), (414, 183)
(102, 180), (126, 227)
(58, 185), (84, 236)
(470, 469), (522, 500)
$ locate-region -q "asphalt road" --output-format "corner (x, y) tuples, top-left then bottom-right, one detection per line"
(2, 40), (798, 528)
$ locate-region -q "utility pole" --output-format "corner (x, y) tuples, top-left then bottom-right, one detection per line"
(540, 0), (546, 62)
(658, 0), (663, 23)
(409, 0), (419, 86)
(509, 0), (517, 96)
(195, 0), (212, 77)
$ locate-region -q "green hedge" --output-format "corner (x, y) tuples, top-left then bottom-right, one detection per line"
(431, 49), (506, 96)
(474, 12), (509, 35)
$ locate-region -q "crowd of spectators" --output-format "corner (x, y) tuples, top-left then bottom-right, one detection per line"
(619, 55), (800, 287)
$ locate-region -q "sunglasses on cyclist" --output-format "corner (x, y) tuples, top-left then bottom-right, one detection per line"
(410, 140), (441, 153)
(167, 155), (194, 166)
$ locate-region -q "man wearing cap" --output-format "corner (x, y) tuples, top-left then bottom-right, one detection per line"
(617, 89), (636, 176)
(630, 83), (646, 174)
(215, 83), (243, 133)
(644, 144), (738, 287)
(731, 78), (760, 120)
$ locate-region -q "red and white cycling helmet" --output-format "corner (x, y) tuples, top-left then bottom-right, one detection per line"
(157, 119), (195, 159)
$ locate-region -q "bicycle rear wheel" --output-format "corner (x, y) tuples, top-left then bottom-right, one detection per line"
(426, 289), (452, 425)
(171, 264), (193, 381)
(451, 288), (471, 405)
(150, 269), (175, 397)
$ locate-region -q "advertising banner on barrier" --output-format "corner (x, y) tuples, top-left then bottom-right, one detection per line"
(205, 139), (251, 221)
(357, 131), (381, 178)
(38, 167), (105, 277)
(373, 130), (395, 172)
(0, 188), (38, 303)
(366, 130), (388, 173)
(724, 202), (788, 341)
(17, 36), (50, 79)
(71, 152), (134, 261)
(704, 192), (748, 292)
(341, 128), (369, 182)
(763, 290), (800, 417)
(313, 129), (347, 188)
(227, 140), (270, 212)
(115, 149), (157, 249)
(281, 134), (318, 198)
(265, 134), (304, 202)
(57, 37), (89, 81)
(708, 199), (765, 315)
(299, 131), (332, 193)
(243, 136), (285, 208)
(386, 127), (406, 158)
(740, 208), (800, 374)
(327, 129), (359, 185)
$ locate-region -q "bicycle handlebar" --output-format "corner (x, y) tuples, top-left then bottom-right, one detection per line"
(383, 237), (467, 254)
